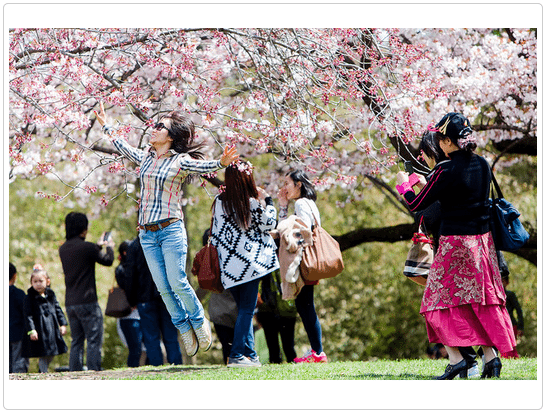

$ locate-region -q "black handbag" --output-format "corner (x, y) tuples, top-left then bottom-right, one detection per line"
(489, 172), (530, 252)
(105, 286), (132, 318)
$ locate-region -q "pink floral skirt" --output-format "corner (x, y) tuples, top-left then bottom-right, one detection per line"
(420, 232), (516, 354)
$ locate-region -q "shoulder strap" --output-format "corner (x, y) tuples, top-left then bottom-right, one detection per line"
(488, 163), (504, 200)
(302, 198), (319, 227)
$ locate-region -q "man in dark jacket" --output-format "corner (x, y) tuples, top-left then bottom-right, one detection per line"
(58, 212), (114, 371)
(121, 236), (183, 365)
(9, 263), (29, 373)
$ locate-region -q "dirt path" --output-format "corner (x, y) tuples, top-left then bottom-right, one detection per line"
(8, 365), (201, 380)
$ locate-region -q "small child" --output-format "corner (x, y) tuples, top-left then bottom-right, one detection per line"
(23, 264), (68, 373)
(9, 263), (29, 373)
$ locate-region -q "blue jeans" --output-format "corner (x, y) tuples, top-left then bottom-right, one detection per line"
(66, 302), (103, 371)
(229, 278), (261, 360)
(139, 220), (205, 334)
(138, 300), (183, 366)
(295, 285), (323, 354)
(119, 318), (143, 367)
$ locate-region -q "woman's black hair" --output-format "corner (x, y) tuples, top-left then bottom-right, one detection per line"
(65, 212), (88, 240)
(419, 130), (447, 163)
(287, 170), (317, 201)
(162, 111), (206, 159)
(118, 241), (131, 256)
(434, 112), (476, 152)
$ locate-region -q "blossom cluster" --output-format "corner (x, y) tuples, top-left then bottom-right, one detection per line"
(8, 28), (536, 212)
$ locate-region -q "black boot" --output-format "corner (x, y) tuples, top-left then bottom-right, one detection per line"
(436, 359), (468, 380)
(481, 357), (502, 379)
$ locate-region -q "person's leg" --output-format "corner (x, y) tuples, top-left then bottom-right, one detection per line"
(229, 278), (260, 360)
(140, 225), (200, 334)
(119, 318), (142, 367)
(295, 285), (323, 354)
(159, 222), (205, 330)
(79, 302), (104, 371)
(279, 316), (297, 363)
(158, 300), (183, 365)
(137, 301), (164, 366)
(214, 324), (234, 364)
(9, 340), (29, 373)
(256, 311), (282, 363)
(66, 305), (85, 371)
(38, 356), (53, 373)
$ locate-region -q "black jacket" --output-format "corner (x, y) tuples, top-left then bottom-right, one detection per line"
(23, 287), (68, 358)
(120, 237), (162, 306)
(404, 150), (491, 236)
(59, 236), (114, 306)
(9, 285), (27, 342)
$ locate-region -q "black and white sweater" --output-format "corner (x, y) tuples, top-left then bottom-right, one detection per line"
(211, 196), (279, 289)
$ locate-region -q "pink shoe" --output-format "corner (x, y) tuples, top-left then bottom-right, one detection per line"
(294, 350), (328, 363)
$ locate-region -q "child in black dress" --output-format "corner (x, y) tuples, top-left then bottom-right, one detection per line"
(23, 265), (68, 373)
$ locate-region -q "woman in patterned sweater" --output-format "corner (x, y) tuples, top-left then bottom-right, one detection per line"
(211, 161), (279, 367)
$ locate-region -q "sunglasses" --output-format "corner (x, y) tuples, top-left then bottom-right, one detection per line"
(153, 122), (172, 134)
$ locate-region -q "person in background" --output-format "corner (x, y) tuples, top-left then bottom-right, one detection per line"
(23, 264), (68, 373)
(256, 270), (297, 363)
(122, 236), (183, 365)
(95, 102), (238, 357)
(211, 161), (279, 367)
(9, 262), (29, 373)
(278, 169), (327, 363)
(59, 211), (115, 371)
(397, 112), (516, 379)
(115, 240), (143, 367)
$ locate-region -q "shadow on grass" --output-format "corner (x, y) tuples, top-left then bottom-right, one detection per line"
(349, 373), (434, 380)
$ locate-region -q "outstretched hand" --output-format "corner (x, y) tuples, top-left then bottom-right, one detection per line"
(220, 145), (239, 167)
(93, 101), (107, 127)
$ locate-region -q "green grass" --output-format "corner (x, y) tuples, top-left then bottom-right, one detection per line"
(117, 358), (537, 380)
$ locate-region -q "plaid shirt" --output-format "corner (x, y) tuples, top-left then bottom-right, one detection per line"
(110, 134), (223, 226)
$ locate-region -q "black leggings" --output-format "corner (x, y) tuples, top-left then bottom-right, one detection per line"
(256, 311), (296, 363)
(295, 285), (323, 354)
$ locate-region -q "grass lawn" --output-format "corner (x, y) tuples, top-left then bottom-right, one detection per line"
(117, 357), (537, 380)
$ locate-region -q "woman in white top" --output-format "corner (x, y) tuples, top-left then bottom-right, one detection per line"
(278, 170), (327, 363)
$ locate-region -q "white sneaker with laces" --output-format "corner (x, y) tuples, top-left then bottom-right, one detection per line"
(181, 328), (199, 357)
(227, 356), (258, 368)
(194, 318), (212, 352)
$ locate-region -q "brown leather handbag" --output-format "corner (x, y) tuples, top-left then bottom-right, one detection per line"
(300, 204), (344, 282)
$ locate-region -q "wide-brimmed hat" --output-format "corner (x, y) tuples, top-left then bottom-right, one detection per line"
(434, 112), (473, 139)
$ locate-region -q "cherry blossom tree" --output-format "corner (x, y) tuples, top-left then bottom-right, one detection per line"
(9, 28), (537, 263)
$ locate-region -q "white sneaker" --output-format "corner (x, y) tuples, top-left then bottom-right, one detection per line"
(248, 356), (262, 366)
(467, 363), (479, 378)
(181, 328), (199, 357)
(227, 356), (261, 368)
(194, 318), (212, 352)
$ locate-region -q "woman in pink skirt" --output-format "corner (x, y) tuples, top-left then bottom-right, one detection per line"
(396, 112), (516, 379)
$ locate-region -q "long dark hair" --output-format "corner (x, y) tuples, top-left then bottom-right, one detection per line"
(419, 131), (447, 164)
(220, 162), (258, 230)
(287, 170), (317, 201)
(161, 111), (205, 159)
